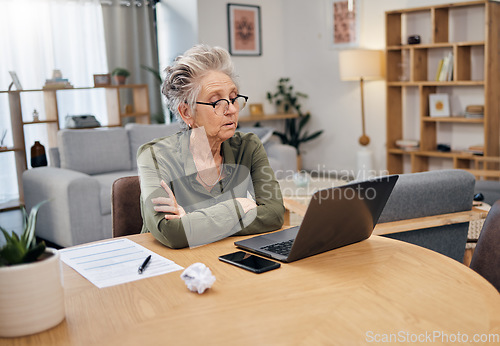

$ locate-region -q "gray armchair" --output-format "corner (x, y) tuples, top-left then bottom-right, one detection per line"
(22, 124), (297, 247)
(378, 169), (475, 262)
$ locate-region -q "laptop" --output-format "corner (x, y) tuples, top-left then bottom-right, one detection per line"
(235, 175), (399, 262)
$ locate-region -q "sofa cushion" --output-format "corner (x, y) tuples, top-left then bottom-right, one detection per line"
(474, 180), (500, 205)
(58, 128), (132, 175)
(378, 169), (475, 223)
(126, 123), (182, 169)
(93, 170), (137, 215)
(237, 127), (274, 144)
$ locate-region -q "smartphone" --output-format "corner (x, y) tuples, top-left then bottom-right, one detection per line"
(219, 251), (280, 274)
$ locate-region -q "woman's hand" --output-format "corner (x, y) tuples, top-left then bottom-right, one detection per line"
(235, 197), (257, 214)
(152, 180), (186, 219)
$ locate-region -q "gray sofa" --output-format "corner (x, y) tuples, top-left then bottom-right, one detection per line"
(378, 169), (475, 262)
(22, 123), (297, 247)
(474, 180), (500, 205)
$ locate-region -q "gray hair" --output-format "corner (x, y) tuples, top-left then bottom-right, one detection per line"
(162, 44), (239, 129)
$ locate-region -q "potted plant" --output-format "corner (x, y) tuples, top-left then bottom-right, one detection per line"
(111, 67), (130, 85)
(266, 78), (323, 169)
(266, 77), (308, 114)
(0, 201), (65, 338)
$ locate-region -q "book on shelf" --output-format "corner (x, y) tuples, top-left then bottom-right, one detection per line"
(465, 112), (484, 119)
(395, 139), (419, 151)
(42, 83), (74, 89)
(463, 145), (484, 156)
(43, 79), (73, 89)
(464, 104), (484, 118)
(435, 59), (444, 81)
(437, 52), (453, 82)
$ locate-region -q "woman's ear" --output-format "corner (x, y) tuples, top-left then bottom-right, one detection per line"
(178, 103), (193, 126)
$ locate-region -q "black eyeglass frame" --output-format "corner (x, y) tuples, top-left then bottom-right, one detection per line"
(195, 94), (248, 115)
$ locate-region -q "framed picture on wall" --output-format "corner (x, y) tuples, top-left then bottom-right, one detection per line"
(227, 4), (262, 56)
(328, 0), (360, 49)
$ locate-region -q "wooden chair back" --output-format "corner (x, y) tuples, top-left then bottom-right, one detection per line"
(111, 176), (143, 237)
(470, 200), (500, 292)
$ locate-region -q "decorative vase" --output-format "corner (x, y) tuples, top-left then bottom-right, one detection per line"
(0, 248), (65, 337)
(31, 141), (47, 167)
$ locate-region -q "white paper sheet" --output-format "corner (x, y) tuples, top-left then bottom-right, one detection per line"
(60, 238), (183, 288)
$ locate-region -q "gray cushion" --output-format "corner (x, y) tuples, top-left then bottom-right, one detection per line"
(58, 128), (132, 175)
(378, 169), (475, 262)
(474, 180), (500, 205)
(379, 169), (475, 223)
(237, 127), (274, 144)
(93, 170), (137, 215)
(126, 123), (182, 169)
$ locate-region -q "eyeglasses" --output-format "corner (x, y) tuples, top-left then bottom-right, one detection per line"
(196, 94), (248, 116)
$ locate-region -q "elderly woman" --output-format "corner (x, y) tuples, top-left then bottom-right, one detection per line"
(137, 44), (285, 249)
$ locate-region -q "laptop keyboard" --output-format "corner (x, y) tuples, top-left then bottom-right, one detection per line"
(261, 239), (294, 256)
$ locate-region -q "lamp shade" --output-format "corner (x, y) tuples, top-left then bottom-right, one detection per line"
(339, 49), (385, 81)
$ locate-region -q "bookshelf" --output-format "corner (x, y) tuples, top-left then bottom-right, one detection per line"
(0, 84), (150, 210)
(385, 0), (500, 174)
(238, 113), (299, 123)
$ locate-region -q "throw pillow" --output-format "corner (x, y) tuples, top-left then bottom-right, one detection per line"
(238, 127), (274, 144)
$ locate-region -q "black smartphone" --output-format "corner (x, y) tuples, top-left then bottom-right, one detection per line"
(219, 251), (280, 274)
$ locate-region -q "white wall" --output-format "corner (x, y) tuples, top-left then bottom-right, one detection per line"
(197, 0), (287, 116)
(282, 0), (477, 175)
(160, 0), (479, 175)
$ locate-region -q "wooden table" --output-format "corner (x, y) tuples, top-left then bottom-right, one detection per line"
(2, 233), (500, 345)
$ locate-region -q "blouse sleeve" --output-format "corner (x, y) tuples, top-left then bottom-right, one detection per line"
(234, 136), (285, 235)
(137, 135), (284, 249)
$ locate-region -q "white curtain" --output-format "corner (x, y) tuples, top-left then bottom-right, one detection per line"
(0, 0), (108, 204)
(101, 0), (163, 123)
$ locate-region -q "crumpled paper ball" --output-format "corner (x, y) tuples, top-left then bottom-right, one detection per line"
(180, 263), (216, 294)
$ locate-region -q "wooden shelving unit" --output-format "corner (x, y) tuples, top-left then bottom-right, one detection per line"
(385, 0), (500, 174)
(0, 84), (150, 210)
(238, 113), (299, 123)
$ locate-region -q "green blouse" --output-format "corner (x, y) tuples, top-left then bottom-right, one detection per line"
(137, 131), (285, 249)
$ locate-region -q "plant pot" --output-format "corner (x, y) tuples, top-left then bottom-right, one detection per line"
(276, 103), (294, 115)
(114, 75), (127, 85)
(0, 248), (65, 337)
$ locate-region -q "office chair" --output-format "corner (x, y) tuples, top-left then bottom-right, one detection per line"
(111, 176), (143, 237)
(470, 200), (500, 292)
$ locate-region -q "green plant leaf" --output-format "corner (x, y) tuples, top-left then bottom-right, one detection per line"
(22, 241), (46, 263)
(298, 113), (311, 129)
(140, 64), (162, 84)
(272, 131), (288, 144)
(266, 78), (322, 153)
(302, 130), (324, 142)
(111, 67), (130, 77)
(1, 228), (14, 243)
(0, 200), (49, 266)
(0, 229), (25, 265)
(22, 201), (47, 248)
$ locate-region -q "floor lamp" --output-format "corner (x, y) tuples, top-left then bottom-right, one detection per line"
(339, 49), (384, 177)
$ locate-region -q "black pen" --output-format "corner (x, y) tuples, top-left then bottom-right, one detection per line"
(138, 255), (152, 274)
